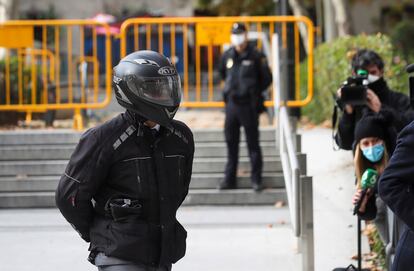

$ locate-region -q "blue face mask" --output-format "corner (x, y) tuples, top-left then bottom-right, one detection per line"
(362, 143), (384, 163)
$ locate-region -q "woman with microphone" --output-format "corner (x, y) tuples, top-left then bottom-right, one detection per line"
(352, 113), (396, 244)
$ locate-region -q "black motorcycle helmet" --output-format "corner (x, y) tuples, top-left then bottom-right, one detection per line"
(113, 50), (181, 127)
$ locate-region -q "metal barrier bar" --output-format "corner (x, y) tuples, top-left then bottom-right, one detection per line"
(158, 24), (163, 53)
(42, 25), (48, 104)
(67, 26), (73, 103)
(170, 23), (176, 65)
(208, 44), (213, 101)
(134, 24), (139, 51)
(55, 26), (61, 104)
(92, 26), (98, 103)
(294, 22), (300, 100)
(30, 49), (36, 105)
(257, 22), (262, 49)
(195, 34), (201, 101)
(183, 24), (189, 101)
(17, 50), (23, 104)
(146, 24), (151, 49)
(80, 25), (85, 104)
(5, 49), (10, 105)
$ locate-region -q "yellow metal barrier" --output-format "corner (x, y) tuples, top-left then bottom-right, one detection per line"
(120, 16), (314, 108)
(0, 20), (112, 129)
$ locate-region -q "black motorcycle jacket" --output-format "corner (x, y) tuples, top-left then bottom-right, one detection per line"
(55, 111), (194, 266)
(336, 78), (414, 150)
(218, 44), (272, 112)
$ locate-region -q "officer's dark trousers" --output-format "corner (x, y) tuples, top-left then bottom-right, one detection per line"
(391, 226), (414, 271)
(224, 101), (262, 185)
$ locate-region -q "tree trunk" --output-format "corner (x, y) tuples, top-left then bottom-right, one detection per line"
(331, 0), (353, 36)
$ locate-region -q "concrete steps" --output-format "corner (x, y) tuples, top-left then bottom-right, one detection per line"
(0, 188), (287, 208)
(0, 157), (283, 176)
(0, 127), (288, 207)
(0, 141), (278, 160)
(0, 127), (278, 145)
(0, 173), (285, 192)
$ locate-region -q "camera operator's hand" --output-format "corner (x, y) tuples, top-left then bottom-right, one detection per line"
(366, 89), (382, 113)
(337, 88), (354, 114)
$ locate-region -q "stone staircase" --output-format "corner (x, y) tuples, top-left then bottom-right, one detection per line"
(0, 127), (299, 207)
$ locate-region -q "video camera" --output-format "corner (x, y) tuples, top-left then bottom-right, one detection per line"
(339, 69), (369, 106)
(407, 63), (414, 108)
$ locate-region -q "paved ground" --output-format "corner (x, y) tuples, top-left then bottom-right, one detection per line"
(0, 115), (368, 271)
(301, 127), (369, 270)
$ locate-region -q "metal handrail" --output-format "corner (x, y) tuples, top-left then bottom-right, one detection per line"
(272, 33), (301, 236)
(279, 106), (301, 237)
(273, 32), (314, 271)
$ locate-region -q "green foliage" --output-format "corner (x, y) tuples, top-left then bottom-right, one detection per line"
(300, 34), (410, 124)
(368, 225), (386, 269)
(390, 20), (414, 62)
(0, 56), (34, 105)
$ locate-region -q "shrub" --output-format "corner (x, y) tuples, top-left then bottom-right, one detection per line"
(300, 34), (410, 124)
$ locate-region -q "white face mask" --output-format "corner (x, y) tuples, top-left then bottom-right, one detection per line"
(367, 74), (380, 83)
(230, 34), (246, 47)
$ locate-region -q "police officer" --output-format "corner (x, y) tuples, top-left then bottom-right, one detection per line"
(218, 23), (272, 192)
(56, 50), (194, 271)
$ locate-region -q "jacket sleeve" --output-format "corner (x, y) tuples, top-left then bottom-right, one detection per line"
(335, 111), (355, 150)
(180, 129), (195, 206)
(382, 92), (414, 132)
(378, 121), (414, 231)
(55, 128), (109, 242)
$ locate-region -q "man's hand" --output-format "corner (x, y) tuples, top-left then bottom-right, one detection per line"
(366, 89), (382, 113)
(337, 88), (354, 114)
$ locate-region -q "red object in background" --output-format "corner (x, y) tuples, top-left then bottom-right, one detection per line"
(90, 13), (120, 35)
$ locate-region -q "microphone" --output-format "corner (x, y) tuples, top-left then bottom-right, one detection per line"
(353, 168), (378, 215)
(406, 63), (414, 73)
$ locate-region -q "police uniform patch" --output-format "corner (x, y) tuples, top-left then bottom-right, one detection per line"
(226, 58), (233, 69)
(242, 60), (252, 66)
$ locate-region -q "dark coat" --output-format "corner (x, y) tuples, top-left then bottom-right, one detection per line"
(378, 121), (414, 231)
(55, 111), (194, 266)
(336, 79), (414, 150)
(218, 44), (272, 112)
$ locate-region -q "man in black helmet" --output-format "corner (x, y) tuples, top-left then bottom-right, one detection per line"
(218, 22), (272, 192)
(335, 49), (414, 150)
(56, 50), (194, 271)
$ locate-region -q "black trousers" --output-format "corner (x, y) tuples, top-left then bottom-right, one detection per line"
(224, 101), (262, 185)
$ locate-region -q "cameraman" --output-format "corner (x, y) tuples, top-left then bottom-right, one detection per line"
(335, 49), (414, 150)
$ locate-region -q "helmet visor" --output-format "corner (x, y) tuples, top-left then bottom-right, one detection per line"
(126, 75), (181, 107)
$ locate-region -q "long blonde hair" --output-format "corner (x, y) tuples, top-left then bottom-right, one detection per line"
(354, 142), (389, 188)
